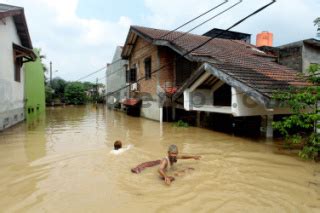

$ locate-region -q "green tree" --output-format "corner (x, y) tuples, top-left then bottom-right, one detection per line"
(64, 82), (86, 105)
(45, 85), (53, 104)
(51, 77), (67, 100)
(83, 81), (95, 91)
(272, 64), (320, 160)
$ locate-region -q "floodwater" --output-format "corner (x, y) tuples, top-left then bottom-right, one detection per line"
(0, 105), (319, 213)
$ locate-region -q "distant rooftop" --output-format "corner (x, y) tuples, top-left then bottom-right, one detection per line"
(277, 38), (320, 49)
(203, 28), (251, 43)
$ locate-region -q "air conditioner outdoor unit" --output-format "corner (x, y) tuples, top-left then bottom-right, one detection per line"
(130, 83), (138, 91)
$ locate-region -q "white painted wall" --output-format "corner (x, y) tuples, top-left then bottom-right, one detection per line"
(183, 82), (291, 117)
(184, 88), (232, 113)
(231, 88), (291, 117)
(0, 16), (25, 130)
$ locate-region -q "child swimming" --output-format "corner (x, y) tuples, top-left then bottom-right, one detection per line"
(110, 140), (133, 155)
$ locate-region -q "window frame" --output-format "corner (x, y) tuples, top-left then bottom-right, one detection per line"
(14, 56), (23, 82)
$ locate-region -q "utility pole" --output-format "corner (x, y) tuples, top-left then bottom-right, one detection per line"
(96, 78), (98, 105)
(94, 78), (99, 108)
(50, 61), (52, 86)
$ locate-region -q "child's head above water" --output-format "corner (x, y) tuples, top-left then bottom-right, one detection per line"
(114, 140), (122, 150)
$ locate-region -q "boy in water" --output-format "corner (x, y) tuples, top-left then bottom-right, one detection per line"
(114, 140), (122, 150)
(110, 140), (132, 155)
(158, 144), (200, 185)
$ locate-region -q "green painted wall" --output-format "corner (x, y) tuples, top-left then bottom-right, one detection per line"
(24, 49), (46, 120)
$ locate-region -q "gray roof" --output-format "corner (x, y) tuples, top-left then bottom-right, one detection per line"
(277, 38), (320, 49)
(0, 3), (22, 13)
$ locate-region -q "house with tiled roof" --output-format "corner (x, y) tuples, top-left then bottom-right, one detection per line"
(119, 25), (311, 137)
(0, 4), (36, 131)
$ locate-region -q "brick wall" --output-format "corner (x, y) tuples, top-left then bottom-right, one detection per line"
(158, 46), (174, 88)
(128, 37), (174, 96)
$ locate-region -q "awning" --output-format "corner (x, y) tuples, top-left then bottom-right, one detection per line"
(121, 98), (141, 106)
(13, 43), (36, 62)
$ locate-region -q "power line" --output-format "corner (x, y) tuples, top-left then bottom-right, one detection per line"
(104, 0), (242, 80)
(124, 0), (229, 59)
(105, 0), (276, 98)
(74, 1), (229, 82)
(76, 66), (107, 82)
(171, 0), (243, 42)
(162, 0), (229, 37)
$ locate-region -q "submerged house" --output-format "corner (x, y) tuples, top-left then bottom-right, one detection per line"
(118, 26), (310, 137)
(0, 4), (36, 131)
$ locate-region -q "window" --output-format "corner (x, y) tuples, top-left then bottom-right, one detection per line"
(213, 84), (231, 106)
(14, 57), (22, 82)
(144, 57), (151, 80)
(126, 68), (137, 83)
(130, 68), (137, 82)
(126, 66), (137, 83)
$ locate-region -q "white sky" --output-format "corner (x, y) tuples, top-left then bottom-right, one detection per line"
(1, 0), (319, 82)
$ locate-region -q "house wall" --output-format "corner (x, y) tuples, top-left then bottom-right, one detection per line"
(24, 49), (46, 120)
(175, 53), (199, 86)
(129, 37), (159, 95)
(106, 46), (128, 108)
(231, 88), (291, 117)
(278, 46), (303, 72)
(0, 16), (25, 131)
(158, 46), (175, 88)
(183, 86), (291, 117)
(302, 43), (320, 73)
(128, 38), (176, 121)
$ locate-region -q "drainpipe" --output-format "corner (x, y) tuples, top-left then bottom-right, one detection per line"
(157, 47), (162, 124)
(160, 107), (163, 124)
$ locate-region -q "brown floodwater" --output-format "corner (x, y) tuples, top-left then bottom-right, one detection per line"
(0, 105), (319, 213)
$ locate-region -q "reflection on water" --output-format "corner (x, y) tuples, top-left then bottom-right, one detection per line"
(0, 105), (319, 213)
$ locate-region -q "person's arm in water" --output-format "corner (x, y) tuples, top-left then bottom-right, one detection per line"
(158, 159), (173, 185)
(177, 155), (201, 160)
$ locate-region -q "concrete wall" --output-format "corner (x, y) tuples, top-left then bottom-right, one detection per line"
(106, 46), (128, 107)
(302, 43), (320, 73)
(231, 88), (291, 117)
(140, 95), (161, 121)
(24, 49), (46, 120)
(0, 17), (25, 131)
(183, 84), (291, 117)
(278, 46), (303, 72)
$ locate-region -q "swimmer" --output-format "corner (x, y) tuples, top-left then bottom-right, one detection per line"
(110, 140), (133, 155)
(131, 160), (162, 174)
(158, 144), (200, 185)
(114, 140), (122, 150)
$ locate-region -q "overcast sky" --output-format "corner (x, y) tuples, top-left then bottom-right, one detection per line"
(1, 0), (319, 82)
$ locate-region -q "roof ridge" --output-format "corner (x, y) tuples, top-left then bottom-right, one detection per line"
(131, 25), (210, 39)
